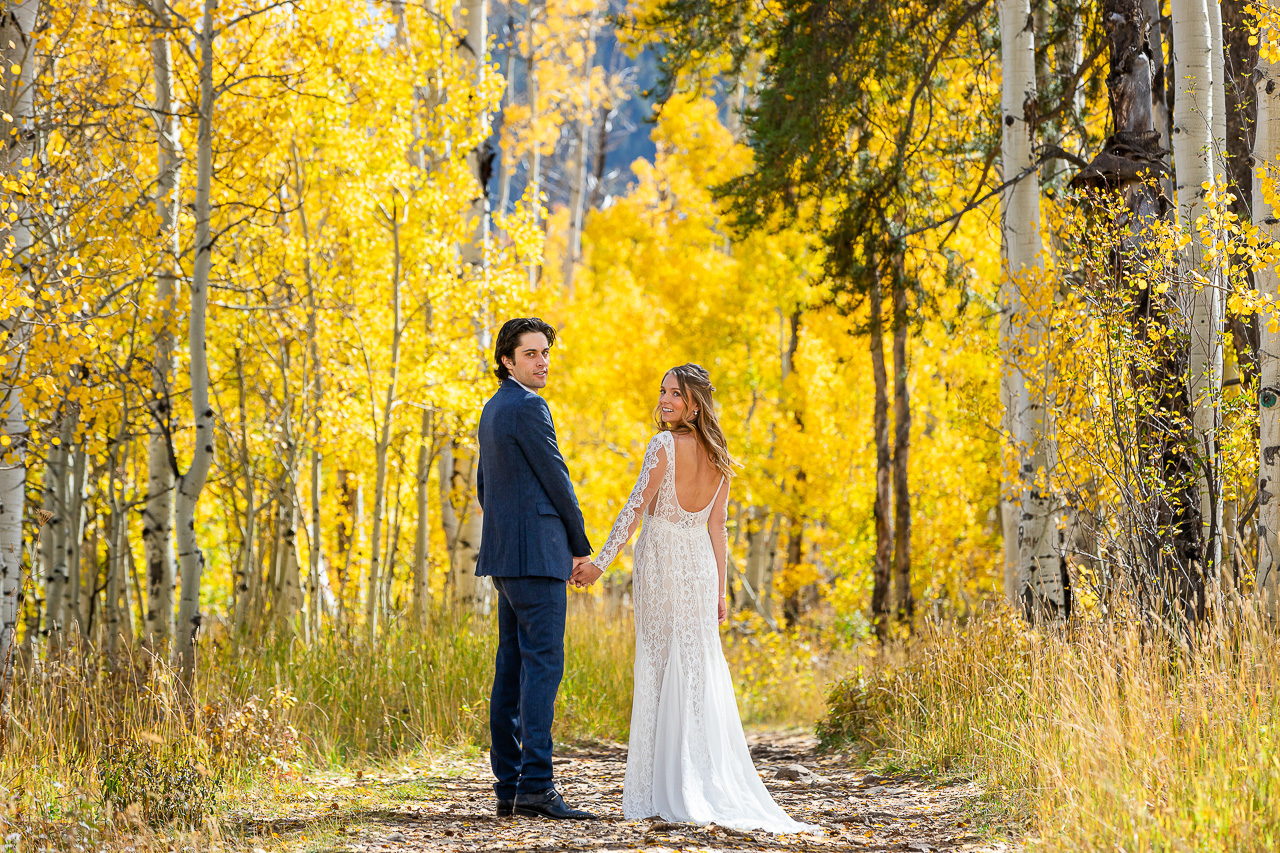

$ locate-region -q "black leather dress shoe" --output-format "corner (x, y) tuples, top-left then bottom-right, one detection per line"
(496, 798), (515, 817)
(513, 788), (596, 820)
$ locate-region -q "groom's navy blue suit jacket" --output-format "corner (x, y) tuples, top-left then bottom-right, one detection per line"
(476, 378), (591, 580)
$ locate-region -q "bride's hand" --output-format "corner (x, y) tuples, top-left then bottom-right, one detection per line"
(717, 595), (728, 624)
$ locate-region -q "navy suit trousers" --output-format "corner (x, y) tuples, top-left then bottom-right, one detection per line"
(489, 575), (566, 798)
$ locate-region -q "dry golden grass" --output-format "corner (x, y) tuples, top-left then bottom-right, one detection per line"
(0, 597), (836, 846)
(820, 606), (1280, 851)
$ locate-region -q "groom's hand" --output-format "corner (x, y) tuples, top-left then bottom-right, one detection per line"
(571, 560), (603, 588)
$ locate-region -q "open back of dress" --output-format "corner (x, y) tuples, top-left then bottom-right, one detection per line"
(594, 431), (818, 834)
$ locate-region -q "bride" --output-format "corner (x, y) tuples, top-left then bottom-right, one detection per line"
(571, 363), (818, 834)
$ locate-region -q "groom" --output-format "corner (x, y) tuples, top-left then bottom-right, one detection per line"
(476, 317), (596, 821)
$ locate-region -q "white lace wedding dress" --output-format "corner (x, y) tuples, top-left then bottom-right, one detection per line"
(595, 431), (819, 834)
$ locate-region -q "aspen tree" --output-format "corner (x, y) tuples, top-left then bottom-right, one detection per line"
(411, 407), (433, 629)
(0, 0), (39, 696)
(232, 345), (257, 631)
(143, 0), (181, 653)
(294, 157), (325, 640)
(526, 0), (541, 288)
(445, 0), (489, 612)
(43, 420), (70, 639)
(743, 507), (777, 619)
(366, 202), (405, 637)
(1172, 0), (1218, 614)
(562, 4), (599, 296)
(175, 0), (218, 685)
(1254, 15), (1280, 616)
(63, 437), (86, 632)
(1000, 0), (1064, 615)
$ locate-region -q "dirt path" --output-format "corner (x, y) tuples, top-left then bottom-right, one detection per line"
(330, 733), (1018, 852)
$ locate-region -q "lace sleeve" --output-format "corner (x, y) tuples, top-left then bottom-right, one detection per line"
(595, 434), (669, 572)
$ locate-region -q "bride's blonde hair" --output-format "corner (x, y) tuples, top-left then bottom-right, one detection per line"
(654, 363), (739, 479)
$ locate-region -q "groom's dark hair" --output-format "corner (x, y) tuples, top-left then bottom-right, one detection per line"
(494, 317), (556, 381)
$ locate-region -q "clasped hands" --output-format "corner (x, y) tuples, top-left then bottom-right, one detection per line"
(570, 555), (603, 588)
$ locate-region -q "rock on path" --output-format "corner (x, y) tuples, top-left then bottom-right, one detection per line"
(336, 733), (1018, 852)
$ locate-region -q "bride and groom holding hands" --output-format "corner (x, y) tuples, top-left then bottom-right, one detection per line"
(475, 317), (816, 834)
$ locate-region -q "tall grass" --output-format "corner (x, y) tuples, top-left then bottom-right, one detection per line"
(1, 595), (835, 839)
(819, 607), (1280, 850)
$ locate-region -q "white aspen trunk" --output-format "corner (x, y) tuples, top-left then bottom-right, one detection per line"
(307, 446), (323, 639)
(43, 427), (69, 639)
(64, 438), (86, 633)
(144, 0), (181, 653)
(366, 214), (403, 637)
(105, 444), (134, 657)
(37, 467), (56, 638)
(446, 0), (490, 613)
(0, 383), (27, 692)
(1209, 0), (1229, 605)
(1172, 0), (1220, 586)
(438, 443), (459, 592)
(0, 0), (37, 699)
(412, 409), (432, 629)
(232, 347), (256, 631)
(175, 0), (217, 686)
(291, 153), (324, 637)
(524, 0), (541, 287)
(1209, 0), (1227, 155)
(743, 507), (777, 620)
(272, 475), (302, 626)
(459, 0), (490, 273)
(106, 501), (124, 657)
(562, 8), (598, 296)
(448, 440), (485, 609)
(497, 10), (517, 218)
(271, 348), (303, 630)
(1254, 25), (1280, 616)
(1000, 0), (1063, 615)
(1221, 352), (1240, 595)
(337, 469), (363, 620)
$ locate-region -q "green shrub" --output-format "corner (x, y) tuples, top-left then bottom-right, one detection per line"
(98, 737), (221, 827)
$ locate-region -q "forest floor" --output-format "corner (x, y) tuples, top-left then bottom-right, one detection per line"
(234, 732), (1021, 853)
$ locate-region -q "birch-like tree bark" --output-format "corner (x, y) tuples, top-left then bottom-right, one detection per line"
(105, 412), (134, 656)
(743, 506), (777, 619)
(366, 206), (404, 637)
(446, 441), (485, 608)
(43, 420), (70, 639)
(525, 0), (541, 287)
(143, 0), (181, 654)
(231, 345), (257, 631)
(444, 0), (490, 611)
(412, 408), (433, 629)
(175, 0), (218, 686)
(497, 10), (517, 218)
(1000, 0), (1064, 616)
(0, 0), (38, 697)
(271, 388), (303, 629)
(63, 437), (87, 632)
(1254, 24), (1280, 616)
(1172, 0), (1219, 605)
(562, 6), (598, 295)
